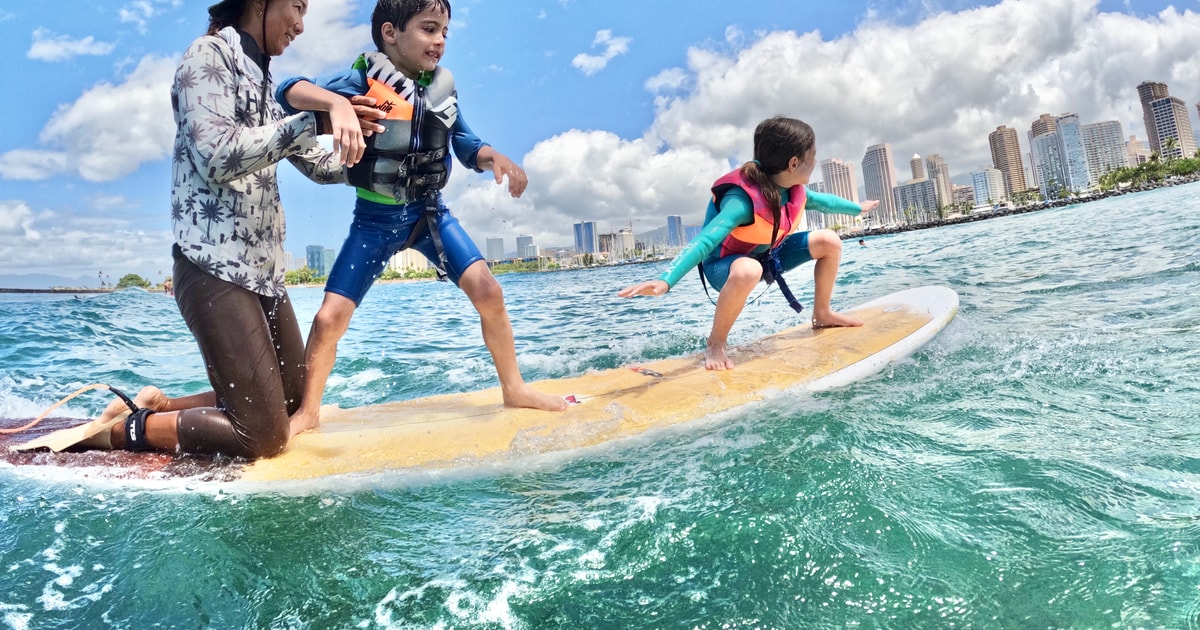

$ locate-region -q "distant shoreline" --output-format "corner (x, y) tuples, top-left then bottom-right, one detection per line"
(3, 177), (1195, 293)
(0, 287), (116, 294)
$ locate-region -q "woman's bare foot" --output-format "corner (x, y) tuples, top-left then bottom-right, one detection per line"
(288, 409), (320, 439)
(502, 384), (568, 411)
(100, 386), (168, 422)
(811, 309), (864, 329)
(705, 342), (735, 371)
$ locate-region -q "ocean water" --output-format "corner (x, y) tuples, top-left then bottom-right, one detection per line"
(1, 183), (1198, 628)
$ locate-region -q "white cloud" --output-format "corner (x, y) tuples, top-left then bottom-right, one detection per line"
(0, 201), (39, 239)
(27, 29), (116, 62)
(458, 0), (1200, 249)
(0, 200), (170, 278)
(0, 0), (368, 184)
(0, 150), (69, 181)
(35, 55), (178, 182)
(648, 0), (1200, 187)
(572, 29), (631, 76)
(445, 130), (727, 248)
(118, 0), (181, 34)
(645, 68), (688, 94)
(273, 0), (372, 77)
(0, 55), (176, 182)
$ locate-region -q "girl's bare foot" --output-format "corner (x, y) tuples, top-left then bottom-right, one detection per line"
(705, 342), (735, 371)
(811, 309), (863, 329)
(503, 384), (568, 411)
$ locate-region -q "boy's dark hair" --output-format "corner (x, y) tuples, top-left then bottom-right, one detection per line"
(741, 116), (816, 230)
(371, 0), (452, 51)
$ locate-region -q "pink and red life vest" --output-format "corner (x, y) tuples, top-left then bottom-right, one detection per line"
(711, 170), (806, 258)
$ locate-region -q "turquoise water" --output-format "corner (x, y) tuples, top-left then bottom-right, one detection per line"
(2, 183), (1199, 628)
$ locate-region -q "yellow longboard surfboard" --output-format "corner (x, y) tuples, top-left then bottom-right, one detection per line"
(3, 286), (956, 486)
(239, 285), (958, 482)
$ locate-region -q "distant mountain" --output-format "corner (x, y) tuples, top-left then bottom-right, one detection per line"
(0, 274), (100, 290)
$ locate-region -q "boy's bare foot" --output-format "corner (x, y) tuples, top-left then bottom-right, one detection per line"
(288, 410), (320, 439)
(705, 342), (735, 371)
(811, 310), (864, 329)
(503, 385), (568, 411)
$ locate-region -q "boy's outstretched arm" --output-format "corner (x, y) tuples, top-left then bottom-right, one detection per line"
(475, 146), (528, 198)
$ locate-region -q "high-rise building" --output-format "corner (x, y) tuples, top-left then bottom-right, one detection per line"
(952, 184), (975, 208)
(1031, 131), (1065, 198)
(486, 237), (505, 261)
(666, 215), (685, 248)
(1054, 114), (1091, 192)
(388, 248), (429, 273)
(1031, 113), (1058, 138)
(1137, 80), (1170, 154)
(909, 154), (925, 180)
(305, 245), (324, 275)
(862, 144), (898, 225)
(988, 125), (1027, 197)
(612, 229), (636, 261)
(806, 181), (826, 194)
(1081, 121), (1127, 184)
(893, 178), (938, 221)
(925, 154), (953, 209)
(1149, 96), (1197, 159)
(573, 221), (598, 254)
(819, 158), (858, 203)
(322, 249), (336, 276)
(1126, 135), (1152, 166)
(515, 235), (533, 254)
(971, 167), (1006, 206)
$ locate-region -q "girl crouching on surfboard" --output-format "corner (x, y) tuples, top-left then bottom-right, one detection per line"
(618, 116), (878, 371)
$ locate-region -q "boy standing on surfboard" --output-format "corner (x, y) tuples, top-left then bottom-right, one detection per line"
(277, 0), (566, 437)
(619, 116), (879, 371)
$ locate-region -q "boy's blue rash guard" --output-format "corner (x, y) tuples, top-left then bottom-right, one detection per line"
(275, 70), (487, 175)
(657, 188), (864, 289)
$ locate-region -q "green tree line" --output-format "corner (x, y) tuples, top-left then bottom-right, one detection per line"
(1098, 151), (1200, 191)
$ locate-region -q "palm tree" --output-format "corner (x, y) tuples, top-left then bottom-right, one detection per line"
(1163, 137), (1179, 163)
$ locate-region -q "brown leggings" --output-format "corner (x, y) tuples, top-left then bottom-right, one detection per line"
(171, 246), (305, 458)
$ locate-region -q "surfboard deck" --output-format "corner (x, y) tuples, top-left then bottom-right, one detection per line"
(1, 285), (957, 485)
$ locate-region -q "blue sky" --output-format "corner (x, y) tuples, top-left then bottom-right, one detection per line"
(0, 0), (1196, 287)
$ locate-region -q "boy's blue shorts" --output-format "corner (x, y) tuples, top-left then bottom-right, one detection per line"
(701, 231), (813, 290)
(325, 195), (484, 305)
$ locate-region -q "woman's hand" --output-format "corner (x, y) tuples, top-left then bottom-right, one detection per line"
(617, 280), (669, 298)
(325, 97), (366, 167)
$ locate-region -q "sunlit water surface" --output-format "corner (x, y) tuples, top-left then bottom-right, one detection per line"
(1, 184), (1198, 628)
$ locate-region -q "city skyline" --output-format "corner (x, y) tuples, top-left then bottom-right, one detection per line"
(2, 0), (1199, 287)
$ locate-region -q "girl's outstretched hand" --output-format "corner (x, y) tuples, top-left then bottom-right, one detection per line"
(618, 280), (669, 298)
(860, 200), (880, 214)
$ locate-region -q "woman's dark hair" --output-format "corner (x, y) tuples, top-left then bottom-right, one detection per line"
(207, 0), (252, 36)
(205, 0), (272, 123)
(740, 116), (816, 230)
(371, 0), (452, 51)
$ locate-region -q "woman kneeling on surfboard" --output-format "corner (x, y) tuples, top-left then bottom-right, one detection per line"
(618, 116), (878, 371)
(72, 0), (383, 458)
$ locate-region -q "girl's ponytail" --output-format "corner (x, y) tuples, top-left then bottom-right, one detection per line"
(740, 160), (783, 229)
(746, 116), (816, 242)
